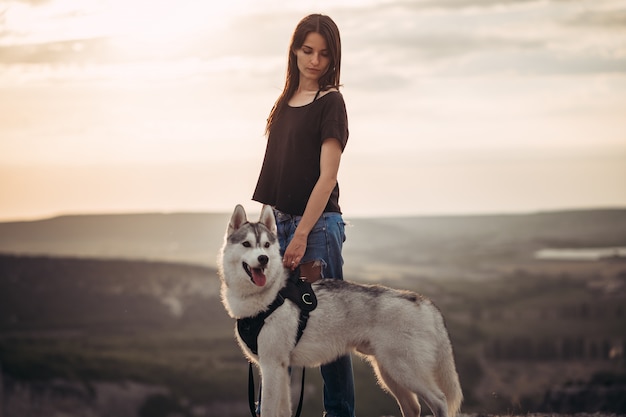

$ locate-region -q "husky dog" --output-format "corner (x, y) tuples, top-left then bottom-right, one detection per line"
(218, 204), (463, 417)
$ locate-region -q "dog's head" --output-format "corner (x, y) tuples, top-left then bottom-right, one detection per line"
(218, 204), (281, 289)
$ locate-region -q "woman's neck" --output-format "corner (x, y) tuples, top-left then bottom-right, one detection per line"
(297, 76), (320, 93)
(296, 85), (319, 94)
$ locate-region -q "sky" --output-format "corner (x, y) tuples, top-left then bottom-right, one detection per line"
(0, 0), (625, 221)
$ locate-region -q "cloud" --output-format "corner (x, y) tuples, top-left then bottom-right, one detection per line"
(386, 0), (544, 11)
(1, 0), (625, 82)
(337, 0), (626, 80)
(0, 35), (227, 64)
(1, 0), (51, 5)
(0, 37), (111, 64)
(565, 8), (626, 28)
(368, 31), (545, 60)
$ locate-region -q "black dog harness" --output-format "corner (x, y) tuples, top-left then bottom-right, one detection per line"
(237, 268), (317, 355)
(236, 269), (317, 417)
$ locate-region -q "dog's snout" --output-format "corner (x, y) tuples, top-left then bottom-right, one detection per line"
(258, 255), (269, 265)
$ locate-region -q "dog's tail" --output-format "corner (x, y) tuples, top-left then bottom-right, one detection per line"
(435, 334), (463, 417)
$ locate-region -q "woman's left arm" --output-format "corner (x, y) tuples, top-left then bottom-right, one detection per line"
(282, 138), (343, 269)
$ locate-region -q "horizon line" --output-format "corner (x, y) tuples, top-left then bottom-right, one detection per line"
(2, 205), (625, 223)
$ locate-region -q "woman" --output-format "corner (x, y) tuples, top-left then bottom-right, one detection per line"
(252, 13), (356, 417)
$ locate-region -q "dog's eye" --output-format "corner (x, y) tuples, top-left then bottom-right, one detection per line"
(242, 241), (251, 248)
(264, 242), (270, 248)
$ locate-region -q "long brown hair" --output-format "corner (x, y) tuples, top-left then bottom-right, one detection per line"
(265, 14), (342, 136)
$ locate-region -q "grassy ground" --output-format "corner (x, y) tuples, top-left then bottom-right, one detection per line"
(1, 254), (625, 416)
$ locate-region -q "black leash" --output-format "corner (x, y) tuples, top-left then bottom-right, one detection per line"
(295, 367), (306, 417)
(247, 363), (256, 417)
(247, 363), (306, 417)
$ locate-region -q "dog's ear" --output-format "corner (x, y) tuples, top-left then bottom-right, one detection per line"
(259, 205), (277, 235)
(228, 204), (248, 236)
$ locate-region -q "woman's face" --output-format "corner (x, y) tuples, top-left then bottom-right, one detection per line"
(295, 32), (330, 85)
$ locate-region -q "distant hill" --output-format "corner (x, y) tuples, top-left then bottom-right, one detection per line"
(0, 255), (222, 331)
(0, 212), (230, 267)
(0, 209), (625, 279)
(342, 208), (626, 279)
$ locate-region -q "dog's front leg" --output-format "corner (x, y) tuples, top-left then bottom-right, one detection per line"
(259, 361), (292, 417)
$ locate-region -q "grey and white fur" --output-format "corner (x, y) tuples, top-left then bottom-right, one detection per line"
(218, 204), (463, 417)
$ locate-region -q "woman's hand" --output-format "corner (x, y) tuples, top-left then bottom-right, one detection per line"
(283, 233), (307, 270)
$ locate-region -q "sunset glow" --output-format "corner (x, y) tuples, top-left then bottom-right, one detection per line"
(1, 0), (625, 220)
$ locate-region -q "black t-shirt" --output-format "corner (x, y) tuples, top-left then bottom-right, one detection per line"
(252, 91), (349, 216)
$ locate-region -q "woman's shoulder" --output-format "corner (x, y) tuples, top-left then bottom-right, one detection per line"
(316, 89), (345, 108)
(317, 87), (341, 100)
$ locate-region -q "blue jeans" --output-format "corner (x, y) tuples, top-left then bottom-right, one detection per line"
(274, 209), (356, 417)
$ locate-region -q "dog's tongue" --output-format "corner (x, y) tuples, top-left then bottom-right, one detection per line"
(251, 268), (267, 287)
